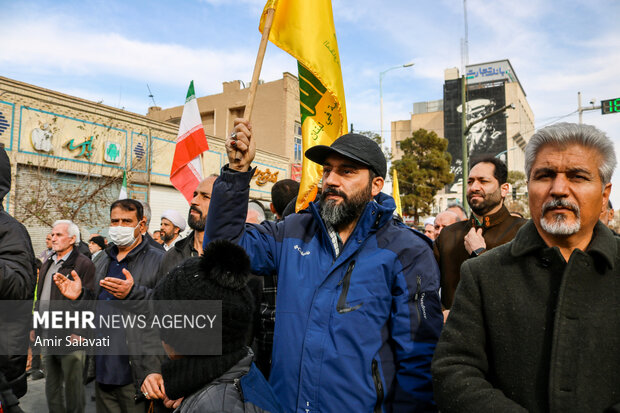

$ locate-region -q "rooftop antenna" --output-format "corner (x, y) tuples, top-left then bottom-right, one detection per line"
(146, 84), (157, 107)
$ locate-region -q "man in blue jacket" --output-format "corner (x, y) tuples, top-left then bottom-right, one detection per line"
(205, 118), (443, 412)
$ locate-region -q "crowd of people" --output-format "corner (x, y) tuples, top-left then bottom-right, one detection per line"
(1, 120), (619, 413)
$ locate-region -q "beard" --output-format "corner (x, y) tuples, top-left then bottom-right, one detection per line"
(161, 230), (176, 243)
(187, 206), (206, 231)
(540, 198), (581, 236)
(467, 186), (503, 216)
(320, 182), (372, 230)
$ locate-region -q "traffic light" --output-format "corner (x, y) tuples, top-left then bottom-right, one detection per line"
(512, 186), (517, 199)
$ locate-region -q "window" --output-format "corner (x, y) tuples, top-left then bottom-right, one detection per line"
(294, 122), (302, 163)
(228, 106), (245, 135)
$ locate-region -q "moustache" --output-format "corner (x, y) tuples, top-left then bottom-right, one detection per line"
(189, 206), (203, 216)
(542, 198), (580, 215)
(321, 187), (348, 201)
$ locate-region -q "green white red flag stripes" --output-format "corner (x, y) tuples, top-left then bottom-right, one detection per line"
(118, 171), (128, 200)
(170, 81), (209, 202)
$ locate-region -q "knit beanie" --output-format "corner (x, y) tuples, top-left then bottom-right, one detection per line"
(153, 239), (255, 355)
(153, 240), (256, 399)
(89, 235), (106, 250)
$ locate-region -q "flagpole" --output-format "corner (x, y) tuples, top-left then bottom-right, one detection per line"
(233, 6), (276, 162)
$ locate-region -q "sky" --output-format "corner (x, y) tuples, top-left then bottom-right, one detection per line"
(3, 0), (620, 203)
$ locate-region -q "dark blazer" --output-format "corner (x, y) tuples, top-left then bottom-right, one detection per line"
(91, 250), (106, 267)
(432, 221), (620, 413)
(434, 204), (525, 308)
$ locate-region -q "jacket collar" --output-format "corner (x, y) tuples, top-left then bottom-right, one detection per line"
(106, 235), (149, 262)
(310, 192), (396, 267)
(46, 247), (80, 269)
(310, 192), (396, 240)
(469, 204), (512, 229)
(511, 220), (616, 269)
(212, 349), (253, 383)
(174, 231), (195, 253)
(586, 221), (617, 268)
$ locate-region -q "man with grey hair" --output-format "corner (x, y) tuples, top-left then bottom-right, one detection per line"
(246, 200), (266, 224)
(446, 202), (467, 221)
(432, 123), (620, 412)
(34, 219), (96, 413)
(433, 210), (459, 235)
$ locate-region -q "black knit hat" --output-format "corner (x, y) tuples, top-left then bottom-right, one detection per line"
(89, 235), (106, 250)
(153, 239), (254, 355)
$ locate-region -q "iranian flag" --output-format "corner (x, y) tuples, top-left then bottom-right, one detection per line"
(170, 81), (209, 202)
(118, 171), (128, 200)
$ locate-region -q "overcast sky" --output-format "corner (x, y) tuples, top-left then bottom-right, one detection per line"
(3, 0), (620, 203)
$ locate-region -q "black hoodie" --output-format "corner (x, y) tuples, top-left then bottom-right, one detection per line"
(0, 146), (36, 399)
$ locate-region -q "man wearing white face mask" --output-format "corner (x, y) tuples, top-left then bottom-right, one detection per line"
(54, 199), (165, 413)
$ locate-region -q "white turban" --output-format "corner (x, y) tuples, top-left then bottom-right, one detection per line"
(161, 209), (187, 231)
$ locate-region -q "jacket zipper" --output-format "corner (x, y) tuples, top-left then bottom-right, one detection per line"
(336, 261), (362, 313)
(372, 359), (384, 413)
(234, 377), (244, 399)
(413, 275), (421, 324)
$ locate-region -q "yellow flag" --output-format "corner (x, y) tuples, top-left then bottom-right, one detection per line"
(392, 169), (403, 217)
(260, 0), (348, 211)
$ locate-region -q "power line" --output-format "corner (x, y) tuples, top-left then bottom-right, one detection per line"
(146, 84), (157, 107)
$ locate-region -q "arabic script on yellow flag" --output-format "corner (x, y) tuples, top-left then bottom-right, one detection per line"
(260, 0), (348, 211)
(392, 169), (402, 217)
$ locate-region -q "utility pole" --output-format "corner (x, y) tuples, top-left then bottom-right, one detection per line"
(577, 91), (601, 124)
(461, 75), (468, 214)
(461, 0), (469, 73)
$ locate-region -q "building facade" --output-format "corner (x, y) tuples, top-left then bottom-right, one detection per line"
(147, 73), (302, 180)
(391, 60), (535, 214)
(391, 99), (444, 161)
(0, 75), (295, 253)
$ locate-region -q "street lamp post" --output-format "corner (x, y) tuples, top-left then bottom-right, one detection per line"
(379, 62), (414, 153)
(495, 146), (519, 170)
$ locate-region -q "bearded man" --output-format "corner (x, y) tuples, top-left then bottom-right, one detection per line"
(159, 210), (186, 251)
(156, 175), (218, 279)
(203, 118), (443, 412)
(432, 123), (620, 412)
(434, 156), (526, 309)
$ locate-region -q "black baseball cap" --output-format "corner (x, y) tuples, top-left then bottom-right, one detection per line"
(305, 133), (387, 178)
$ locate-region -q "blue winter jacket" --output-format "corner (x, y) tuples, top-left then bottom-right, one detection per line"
(205, 167), (443, 412)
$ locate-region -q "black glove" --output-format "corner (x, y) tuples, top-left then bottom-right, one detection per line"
(0, 372), (24, 413)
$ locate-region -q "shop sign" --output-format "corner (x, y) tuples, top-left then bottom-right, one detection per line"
(104, 142), (122, 164)
(253, 168), (279, 186)
(31, 124), (54, 153)
(65, 136), (94, 159)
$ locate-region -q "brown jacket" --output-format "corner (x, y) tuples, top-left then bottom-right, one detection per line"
(434, 205), (525, 308)
(35, 248), (96, 337)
